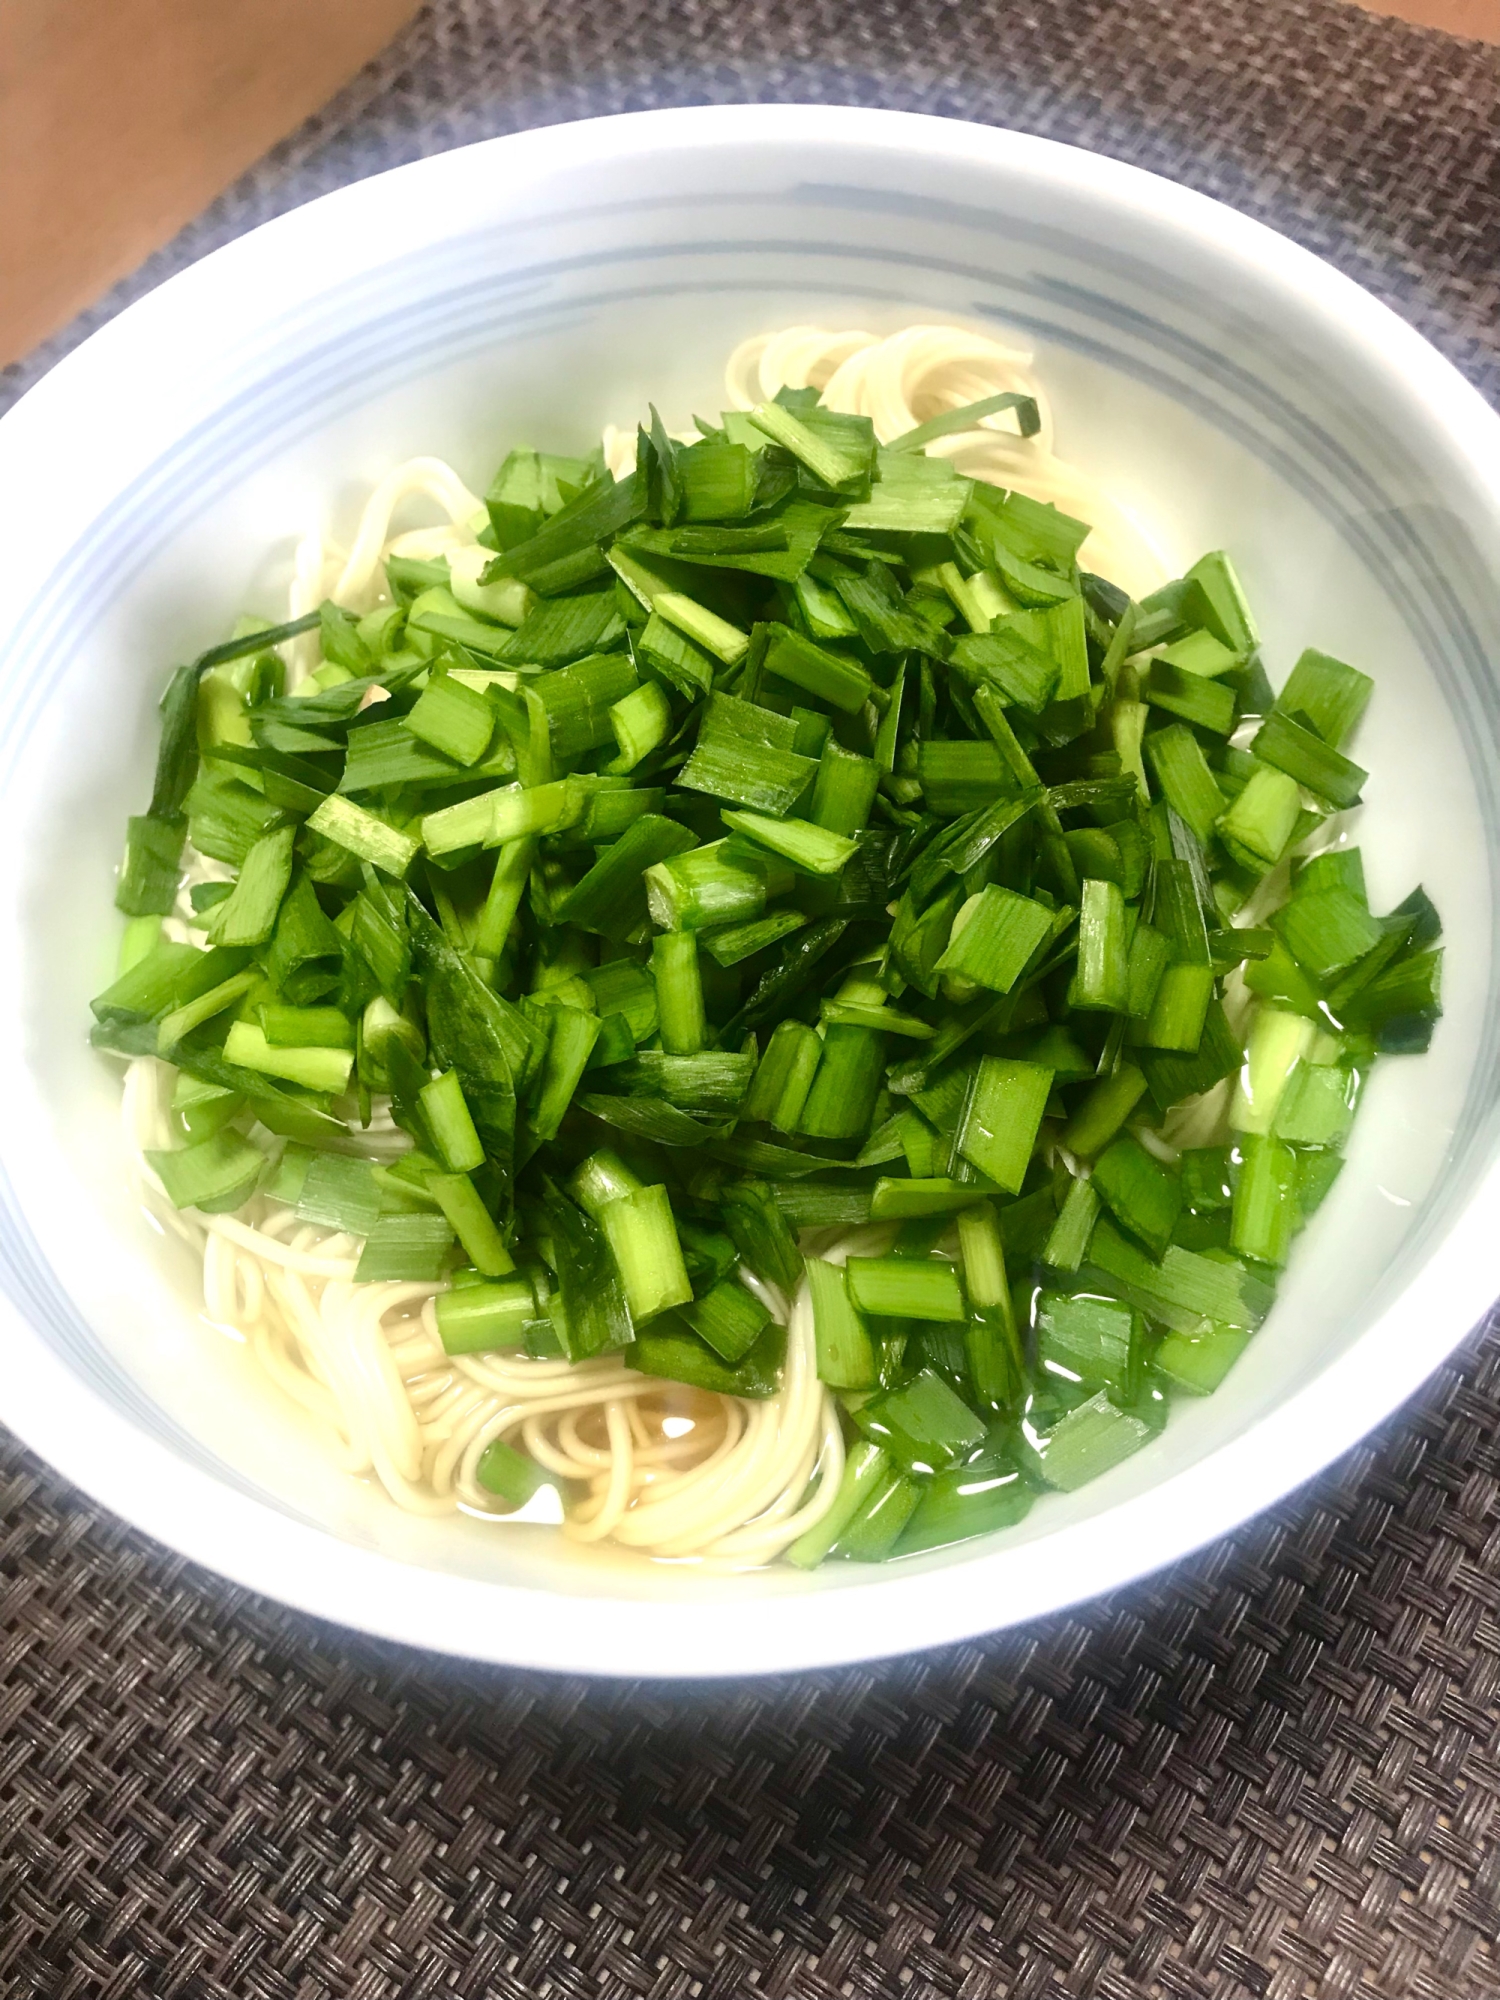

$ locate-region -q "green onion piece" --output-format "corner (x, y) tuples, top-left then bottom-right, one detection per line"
(952, 1057), (1054, 1192)
(1338, 947), (1442, 1037)
(1124, 924), (1170, 1021)
(1275, 647), (1373, 749)
(821, 1001), (933, 1038)
(427, 1174), (513, 1275)
(873, 660), (905, 773)
(221, 1020), (354, 1093)
(1085, 1216), (1270, 1332)
(1298, 1148), (1345, 1214)
(156, 967), (259, 1054)
(1151, 856), (1211, 967)
(856, 1111), (909, 1169)
(895, 1451), (1034, 1555)
(721, 1180), (803, 1293)
(917, 740), (1011, 816)
(1060, 1064), (1147, 1159)
(608, 548), (750, 665)
(853, 1369), (986, 1473)
(790, 707), (832, 759)
(651, 931), (706, 1054)
(958, 1199), (1025, 1405)
(1230, 1008), (1315, 1135)
(867, 1178), (989, 1219)
(626, 1316), (785, 1398)
(846, 1256), (965, 1322)
(419, 1068), (486, 1173)
(887, 391), (1042, 452)
(1145, 661), (1237, 734)
(794, 571), (860, 640)
(1150, 627), (1239, 677)
(833, 1468), (923, 1559)
(118, 914), (165, 973)
(354, 1213), (455, 1282)
(1154, 1323), (1253, 1395)
(422, 778), (581, 859)
(1042, 1175), (1101, 1271)
(404, 672), (496, 766)
(259, 1004), (353, 1050)
(806, 1256), (878, 1389)
(786, 1441), (892, 1570)
(761, 625), (872, 713)
(569, 1148), (645, 1218)
(525, 1007), (602, 1149)
(116, 813), (186, 917)
(1272, 1060), (1358, 1148)
(678, 438), (757, 519)
(1090, 1135), (1183, 1258)
(1250, 710), (1366, 807)
(799, 1025), (886, 1141)
(1217, 764), (1303, 868)
(555, 814), (695, 940)
(1036, 1390), (1153, 1491)
(1036, 1290), (1141, 1394)
(645, 840), (793, 932)
(171, 1072), (243, 1143)
(744, 1018), (813, 1124)
(267, 875), (344, 1003)
(145, 1130), (266, 1213)
(680, 1277), (771, 1362)
(936, 885), (1054, 994)
(1144, 962), (1215, 1052)
(1073, 878), (1130, 1011)
(307, 795), (420, 878)
(1144, 724), (1226, 846)
(598, 1182), (693, 1322)
(1274, 887), (1383, 982)
(606, 681), (672, 771)
(360, 997), (424, 1092)
(1136, 989), (1237, 1109)
(700, 909), (808, 968)
(1181, 551), (1258, 654)
(637, 611), (714, 697)
(719, 810), (857, 878)
(1230, 1134), (1299, 1266)
(774, 1186), (872, 1232)
(746, 400), (874, 488)
(953, 629), (1058, 714)
(951, 1200), (1004, 1317)
(809, 741), (880, 837)
(475, 1436), (553, 1508)
(203, 825), (296, 946)
(676, 729), (817, 817)
(405, 586), (514, 659)
(621, 1050), (755, 1114)
(92, 939), (201, 1024)
(293, 1154), (380, 1237)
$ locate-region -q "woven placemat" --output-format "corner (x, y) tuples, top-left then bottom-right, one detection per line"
(4, 4), (1500, 1995)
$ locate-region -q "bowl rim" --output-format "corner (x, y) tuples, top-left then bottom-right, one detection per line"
(4, 100), (1500, 1678)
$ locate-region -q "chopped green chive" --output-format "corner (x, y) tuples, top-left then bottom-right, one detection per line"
(101, 357), (1434, 1568)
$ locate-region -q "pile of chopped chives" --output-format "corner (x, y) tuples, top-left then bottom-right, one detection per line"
(93, 380), (1442, 1564)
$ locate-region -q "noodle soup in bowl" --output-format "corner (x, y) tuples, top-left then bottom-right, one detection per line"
(1, 104), (1499, 1676)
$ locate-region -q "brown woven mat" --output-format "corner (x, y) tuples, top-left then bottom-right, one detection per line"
(4, 4), (1500, 1994)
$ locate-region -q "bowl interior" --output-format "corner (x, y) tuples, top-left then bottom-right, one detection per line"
(2, 108), (1498, 1670)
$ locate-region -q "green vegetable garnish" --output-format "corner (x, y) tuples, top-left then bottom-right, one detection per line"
(97, 370), (1442, 1571)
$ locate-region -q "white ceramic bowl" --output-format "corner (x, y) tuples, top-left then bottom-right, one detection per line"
(3, 105), (1499, 1678)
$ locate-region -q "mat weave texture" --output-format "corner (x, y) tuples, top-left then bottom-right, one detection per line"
(4, 3), (1500, 1995)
